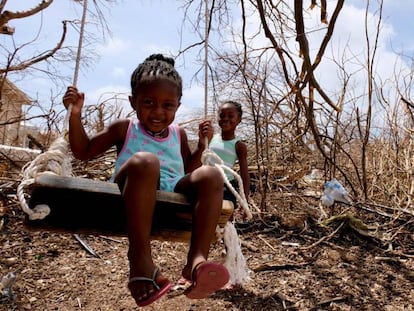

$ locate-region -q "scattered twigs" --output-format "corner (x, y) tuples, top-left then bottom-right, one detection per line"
(354, 201), (393, 218)
(387, 251), (414, 259)
(240, 239), (259, 252)
(76, 297), (82, 309)
(274, 291), (296, 310)
(257, 234), (278, 252)
(301, 222), (344, 250)
(308, 296), (349, 310)
(374, 256), (405, 263)
(253, 260), (310, 273)
(99, 235), (123, 244)
(362, 201), (414, 217)
(387, 218), (414, 242)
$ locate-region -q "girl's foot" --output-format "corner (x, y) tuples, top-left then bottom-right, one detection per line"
(184, 262), (229, 299)
(128, 267), (172, 307)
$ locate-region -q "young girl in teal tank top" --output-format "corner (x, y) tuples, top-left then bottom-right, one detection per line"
(209, 101), (250, 217)
(63, 54), (229, 307)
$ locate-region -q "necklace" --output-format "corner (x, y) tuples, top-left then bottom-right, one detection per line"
(146, 127), (168, 138)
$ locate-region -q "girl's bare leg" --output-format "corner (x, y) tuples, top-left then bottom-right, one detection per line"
(115, 152), (169, 304)
(175, 166), (225, 279)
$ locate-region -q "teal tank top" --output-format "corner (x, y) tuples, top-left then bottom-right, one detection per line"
(112, 119), (184, 192)
(209, 133), (239, 181)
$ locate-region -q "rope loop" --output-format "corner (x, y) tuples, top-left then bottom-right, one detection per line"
(17, 137), (72, 220)
(201, 147), (252, 220)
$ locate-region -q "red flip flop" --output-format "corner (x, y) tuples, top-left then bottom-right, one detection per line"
(128, 268), (172, 307)
(184, 262), (230, 299)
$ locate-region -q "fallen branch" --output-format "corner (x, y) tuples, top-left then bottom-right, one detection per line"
(309, 296), (349, 310)
(361, 201), (414, 217)
(320, 213), (385, 240)
(301, 222), (344, 250)
(258, 234), (278, 252)
(253, 260), (310, 272)
(240, 240), (259, 252)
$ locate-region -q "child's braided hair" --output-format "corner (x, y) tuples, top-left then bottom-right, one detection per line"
(223, 100), (243, 118)
(130, 54), (182, 98)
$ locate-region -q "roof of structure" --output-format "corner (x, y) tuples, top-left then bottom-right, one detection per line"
(1, 78), (31, 105)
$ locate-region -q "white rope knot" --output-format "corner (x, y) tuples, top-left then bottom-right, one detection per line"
(17, 137), (73, 220)
(201, 148), (224, 166)
(201, 148), (252, 220)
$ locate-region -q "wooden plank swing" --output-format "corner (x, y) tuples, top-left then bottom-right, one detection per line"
(25, 173), (234, 242)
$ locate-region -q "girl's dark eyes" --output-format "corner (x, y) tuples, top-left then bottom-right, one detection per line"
(142, 100), (153, 106)
(141, 100), (177, 111)
(164, 103), (176, 109)
(220, 113), (236, 118)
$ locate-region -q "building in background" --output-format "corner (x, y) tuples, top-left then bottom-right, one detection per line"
(0, 78), (32, 147)
(0, 78), (44, 170)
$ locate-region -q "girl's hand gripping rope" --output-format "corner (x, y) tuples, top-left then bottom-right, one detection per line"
(198, 120), (213, 149)
(63, 86), (85, 117)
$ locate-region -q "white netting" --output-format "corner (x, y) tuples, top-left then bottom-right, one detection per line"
(223, 221), (251, 285)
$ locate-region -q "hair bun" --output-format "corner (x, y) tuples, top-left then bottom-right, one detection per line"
(146, 54), (175, 67)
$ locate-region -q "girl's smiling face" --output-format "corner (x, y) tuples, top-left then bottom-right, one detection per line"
(218, 102), (241, 135)
(129, 80), (181, 134)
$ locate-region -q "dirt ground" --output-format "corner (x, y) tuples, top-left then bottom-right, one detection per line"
(1, 180), (414, 311)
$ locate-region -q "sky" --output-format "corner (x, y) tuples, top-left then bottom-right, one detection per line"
(2, 0), (414, 127)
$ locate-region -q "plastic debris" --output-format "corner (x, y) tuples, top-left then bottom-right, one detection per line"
(321, 179), (351, 207)
(1, 271), (16, 298)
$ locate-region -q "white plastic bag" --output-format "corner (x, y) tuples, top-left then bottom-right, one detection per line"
(321, 179), (351, 206)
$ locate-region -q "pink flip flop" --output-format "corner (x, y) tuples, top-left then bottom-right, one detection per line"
(128, 268), (172, 307)
(184, 262), (230, 299)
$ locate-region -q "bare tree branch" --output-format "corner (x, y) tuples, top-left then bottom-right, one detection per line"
(0, 20), (67, 74)
(0, 0), (53, 35)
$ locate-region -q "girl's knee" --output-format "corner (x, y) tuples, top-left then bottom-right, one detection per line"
(127, 152), (160, 176)
(195, 166), (223, 187)
(114, 152), (159, 186)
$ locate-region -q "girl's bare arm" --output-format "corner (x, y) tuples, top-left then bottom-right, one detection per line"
(63, 86), (127, 160)
(236, 141), (250, 198)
